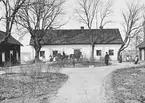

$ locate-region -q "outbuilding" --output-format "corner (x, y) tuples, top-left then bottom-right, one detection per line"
(0, 31), (22, 66)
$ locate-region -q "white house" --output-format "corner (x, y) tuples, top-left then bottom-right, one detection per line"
(138, 41), (145, 61)
(29, 27), (123, 61)
(21, 46), (35, 63)
(137, 24), (145, 61)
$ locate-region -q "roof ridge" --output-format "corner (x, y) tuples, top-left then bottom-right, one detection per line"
(30, 28), (123, 45)
(0, 30), (22, 46)
(46, 28), (119, 31)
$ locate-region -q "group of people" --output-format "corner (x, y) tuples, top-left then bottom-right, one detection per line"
(104, 52), (139, 66)
(126, 55), (139, 64)
(49, 51), (67, 62)
(49, 51), (139, 65)
(49, 51), (83, 62)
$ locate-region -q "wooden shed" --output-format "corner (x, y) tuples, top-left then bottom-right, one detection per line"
(0, 31), (22, 66)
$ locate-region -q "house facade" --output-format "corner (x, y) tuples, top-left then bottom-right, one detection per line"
(137, 23), (145, 61)
(0, 31), (22, 66)
(29, 27), (123, 61)
(34, 44), (121, 61)
(138, 41), (145, 61)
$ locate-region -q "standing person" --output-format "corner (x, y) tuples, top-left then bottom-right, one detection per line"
(134, 55), (139, 64)
(126, 55), (129, 62)
(105, 52), (109, 66)
(72, 54), (75, 67)
(49, 55), (53, 62)
(63, 51), (66, 57)
(130, 55), (132, 62)
(62, 51), (66, 59)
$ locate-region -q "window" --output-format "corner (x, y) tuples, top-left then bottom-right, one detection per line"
(96, 50), (101, 56)
(109, 49), (114, 55)
(2, 52), (5, 62)
(40, 51), (45, 57)
(53, 50), (58, 57)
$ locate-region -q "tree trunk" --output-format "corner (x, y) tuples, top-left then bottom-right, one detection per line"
(91, 43), (95, 62)
(33, 36), (42, 63)
(117, 49), (122, 62)
(35, 49), (40, 62)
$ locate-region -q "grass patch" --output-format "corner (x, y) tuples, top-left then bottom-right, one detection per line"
(0, 72), (68, 103)
(107, 65), (145, 102)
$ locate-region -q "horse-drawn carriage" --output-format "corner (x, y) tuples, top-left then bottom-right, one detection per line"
(50, 51), (82, 62)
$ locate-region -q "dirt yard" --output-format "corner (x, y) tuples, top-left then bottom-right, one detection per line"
(48, 62), (142, 103)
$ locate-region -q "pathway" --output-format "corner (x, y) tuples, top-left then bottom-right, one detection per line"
(48, 62), (143, 103)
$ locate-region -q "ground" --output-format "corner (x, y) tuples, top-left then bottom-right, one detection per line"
(0, 64), (68, 103)
(106, 62), (145, 103)
(0, 61), (144, 103)
(48, 61), (145, 103)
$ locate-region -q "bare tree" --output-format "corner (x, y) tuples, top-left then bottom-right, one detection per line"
(0, 0), (26, 43)
(75, 0), (113, 61)
(129, 33), (143, 50)
(99, 0), (113, 27)
(142, 6), (145, 41)
(16, 0), (66, 62)
(118, 2), (143, 61)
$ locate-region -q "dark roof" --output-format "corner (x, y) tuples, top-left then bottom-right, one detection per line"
(137, 41), (145, 48)
(30, 28), (123, 45)
(0, 31), (22, 46)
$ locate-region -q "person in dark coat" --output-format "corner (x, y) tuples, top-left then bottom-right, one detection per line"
(105, 52), (109, 65)
(134, 55), (139, 64)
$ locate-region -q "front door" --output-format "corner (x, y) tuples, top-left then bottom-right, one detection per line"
(74, 49), (80, 55)
(74, 49), (82, 61)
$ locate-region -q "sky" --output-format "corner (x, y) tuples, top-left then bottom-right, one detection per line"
(0, 0), (144, 45)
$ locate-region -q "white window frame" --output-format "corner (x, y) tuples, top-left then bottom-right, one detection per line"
(109, 49), (114, 56)
(96, 50), (102, 56)
(40, 51), (45, 58)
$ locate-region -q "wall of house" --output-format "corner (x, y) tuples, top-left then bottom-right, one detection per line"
(139, 48), (145, 61)
(26, 44), (121, 61)
(21, 46), (35, 63)
(94, 44), (121, 60)
(36, 45), (92, 61)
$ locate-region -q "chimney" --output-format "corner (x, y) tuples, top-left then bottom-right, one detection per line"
(80, 26), (84, 32)
(99, 26), (103, 29)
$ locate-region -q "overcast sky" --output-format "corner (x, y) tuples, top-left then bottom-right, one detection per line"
(0, 0), (144, 45)
(63, 0), (144, 29)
